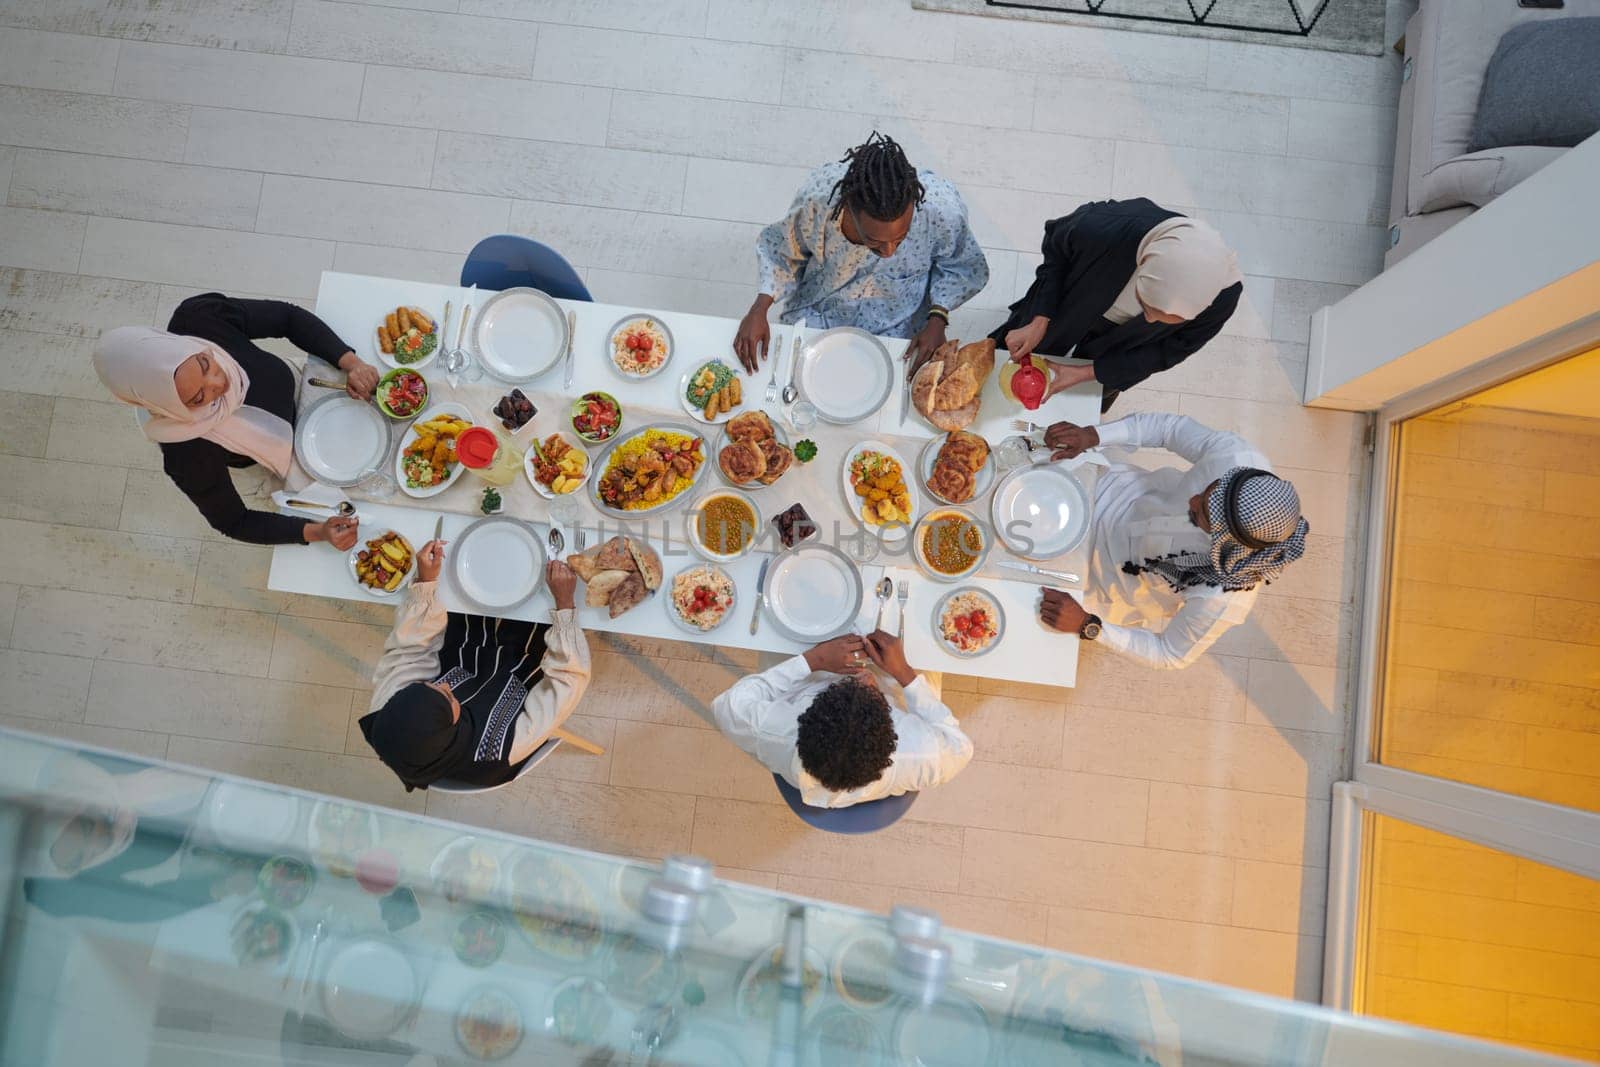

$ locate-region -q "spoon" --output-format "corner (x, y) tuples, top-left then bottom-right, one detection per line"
(781, 329), (802, 405)
(873, 576), (893, 632)
(548, 527), (565, 557)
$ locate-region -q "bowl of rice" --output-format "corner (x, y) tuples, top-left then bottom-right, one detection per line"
(667, 564), (735, 632)
(607, 315), (673, 379)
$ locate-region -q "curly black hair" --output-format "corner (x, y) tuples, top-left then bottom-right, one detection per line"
(829, 131), (926, 223)
(796, 678), (898, 791)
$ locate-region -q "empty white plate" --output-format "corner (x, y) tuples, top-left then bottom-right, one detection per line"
(989, 465), (1090, 560)
(764, 543), (863, 642)
(473, 288), (568, 382)
(450, 517), (546, 612)
(294, 395), (391, 487)
(321, 939), (419, 1040)
(205, 780), (300, 853)
(796, 328), (894, 424)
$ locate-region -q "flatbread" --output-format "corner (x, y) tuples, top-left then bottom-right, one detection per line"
(927, 397), (979, 432)
(718, 440), (766, 485)
(626, 538), (662, 592)
(726, 411), (774, 444)
(594, 536), (636, 572)
(566, 548), (603, 582)
(947, 338), (995, 385)
(932, 363), (979, 410)
(910, 360), (943, 421)
(608, 573), (649, 618)
(585, 569), (629, 607)
(756, 440), (792, 485)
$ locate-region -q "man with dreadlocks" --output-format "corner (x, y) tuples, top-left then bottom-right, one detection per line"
(735, 131), (989, 374)
(1033, 413), (1310, 670)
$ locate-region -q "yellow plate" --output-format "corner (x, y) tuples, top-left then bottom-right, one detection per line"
(998, 354), (1051, 406)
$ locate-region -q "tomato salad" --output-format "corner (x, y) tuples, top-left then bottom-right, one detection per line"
(570, 392), (622, 443)
(377, 369), (428, 418)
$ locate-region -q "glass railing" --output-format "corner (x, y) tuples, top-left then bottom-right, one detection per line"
(0, 726), (1565, 1066)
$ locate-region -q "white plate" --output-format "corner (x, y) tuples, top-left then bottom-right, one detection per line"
(989, 465), (1090, 560)
(931, 586), (1005, 659)
(394, 402), (472, 499)
(677, 360), (744, 425)
(917, 434), (996, 506)
(347, 531), (416, 598)
(373, 305), (441, 371)
(294, 394), (391, 487)
(473, 287), (569, 383)
(205, 780), (300, 853)
(714, 414), (791, 490)
(763, 543), (863, 643)
(450, 517), (546, 612)
(665, 563), (736, 634)
(321, 938), (419, 1040)
(840, 440), (918, 544)
(523, 431), (591, 500)
(605, 314), (674, 381)
(685, 488), (760, 562)
(796, 327), (894, 424)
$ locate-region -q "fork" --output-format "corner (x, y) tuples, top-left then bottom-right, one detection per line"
(895, 579), (909, 635)
(575, 527), (587, 552)
(1013, 419), (1045, 434)
(764, 330), (783, 405)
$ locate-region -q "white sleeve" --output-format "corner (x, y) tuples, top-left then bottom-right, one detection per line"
(1094, 413), (1261, 468)
(880, 676), (974, 792)
(1096, 590), (1249, 670)
(711, 655), (814, 762)
(369, 581), (448, 710)
(507, 610), (592, 763)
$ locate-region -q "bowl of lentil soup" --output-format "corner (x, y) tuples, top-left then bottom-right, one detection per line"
(911, 507), (988, 582)
(687, 489), (759, 561)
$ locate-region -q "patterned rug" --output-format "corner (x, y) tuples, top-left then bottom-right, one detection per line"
(910, 0), (1389, 55)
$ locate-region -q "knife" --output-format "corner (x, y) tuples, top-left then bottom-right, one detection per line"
(749, 556), (771, 635)
(432, 514), (444, 543)
(900, 344), (914, 426)
(561, 309), (577, 389)
(999, 560), (1081, 585)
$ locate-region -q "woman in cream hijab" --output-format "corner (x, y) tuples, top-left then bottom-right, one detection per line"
(992, 199), (1243, 412)
(94, 293), (378, 547)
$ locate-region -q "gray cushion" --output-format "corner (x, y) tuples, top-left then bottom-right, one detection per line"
(1419, 145), (1565, 212)
(1470, 18), (1600, 152)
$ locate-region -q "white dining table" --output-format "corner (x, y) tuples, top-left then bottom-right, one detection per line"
(267, 271), (1102, 688)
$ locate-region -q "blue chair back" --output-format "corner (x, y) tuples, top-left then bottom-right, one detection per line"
(772, 773), (917, 834)
(460, 234), (592, 301)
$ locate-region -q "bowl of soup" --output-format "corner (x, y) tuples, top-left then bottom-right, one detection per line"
(688, 489), (759, 562)
(912, 507), (988, 582)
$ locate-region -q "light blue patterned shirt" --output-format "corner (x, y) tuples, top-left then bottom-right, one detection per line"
(756, 162), (990, 340)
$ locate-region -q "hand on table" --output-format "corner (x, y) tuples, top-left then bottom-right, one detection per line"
(804, 634), (869, 676)
(1039, 588), (1090, 635)
(337, 352), (380, 400)
(1044, 421), (1099, 462)
(1005, 315), (1049, 363)
(416, 539), (447, 582)
(732, 298), (773, 373)
(308, 515), (360, 550)
(546, 560), (577, 611)
(903, 316), (948, 380)
(863, 629), (917, 688)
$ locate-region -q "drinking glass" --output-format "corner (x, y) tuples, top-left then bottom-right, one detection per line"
(548, 492), (580, 526)
(788, 400), (818, 434)
(843, 526), (880, 564)
(994, 437), (1030, 472)
(356, 467), (398, 501)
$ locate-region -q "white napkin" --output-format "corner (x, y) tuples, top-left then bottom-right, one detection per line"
(272, 482), (351, 518)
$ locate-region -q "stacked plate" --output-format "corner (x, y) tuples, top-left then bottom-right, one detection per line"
(294, 394), (391, 487)
(795, 327), (894, 424)
(449, 517), (546, 612)
(473, 287), (568, 383)
(989, 465), (1090, 561)
(762, 543), (863, 642)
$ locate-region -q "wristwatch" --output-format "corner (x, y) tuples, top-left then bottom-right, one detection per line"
(1079, 614), (1102, 641)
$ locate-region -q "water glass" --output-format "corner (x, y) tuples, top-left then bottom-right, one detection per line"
(356, 468), (398, 501)
(788, 400), (818, 434)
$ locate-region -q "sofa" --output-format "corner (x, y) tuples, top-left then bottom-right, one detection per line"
(1385, 0), (1600, 267)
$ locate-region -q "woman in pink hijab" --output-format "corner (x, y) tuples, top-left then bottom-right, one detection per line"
(993, 199), (1244, 413)
(94, 293), (379, 547)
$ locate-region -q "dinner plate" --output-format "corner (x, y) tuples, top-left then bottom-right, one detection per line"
(205, 780), (300, 853)
(320, 938), (420, 1040)
(931, 586), (1006, 659)
(373, 305), (441, 371)
(795, 327), (894, 424)
(665, 563), (736, 634)
(347, 531), (415, 598)
(449, 517), (546, 612)
(605, 314), (674, 381)
(917, 434), (996, 506)
(677, 360), (744, 425)
(587, 422), (709, 519)
(713, 415), (790, 490)
(989, 465), (1090, 560)
(839, 440), (918, 544)
(763, 542), (863, 643)
(473, 287), (569, 383)
(393, 402), (472, 499)
(523, 430), (591, 500)
(294, 393), (392, 487)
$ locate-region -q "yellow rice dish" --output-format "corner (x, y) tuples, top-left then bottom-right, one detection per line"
(596, 429), (706, 511)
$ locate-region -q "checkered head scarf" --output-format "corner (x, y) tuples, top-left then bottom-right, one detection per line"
(1125, 467), (1310, 592)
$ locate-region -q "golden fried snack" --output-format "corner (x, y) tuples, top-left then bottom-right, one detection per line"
(397, 307), (413, 333)
(410, 307), (434, 332)
(377, 324), (394, 354)
(728, 378), (741, 405)
(385, 311), (401, 337)
(704, 390), (722, 420)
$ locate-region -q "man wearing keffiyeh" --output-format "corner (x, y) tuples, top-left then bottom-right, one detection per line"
(1033, 413), (1310, 670)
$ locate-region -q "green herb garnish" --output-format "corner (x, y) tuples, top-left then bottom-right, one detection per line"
(480, 488), (502, 514)
(794, 439), (818, 463)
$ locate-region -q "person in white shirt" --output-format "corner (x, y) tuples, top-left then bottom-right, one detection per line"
(712, 630), (973, 809)
(360, 541), (591, 791)
(1035, 413), (1310, 670)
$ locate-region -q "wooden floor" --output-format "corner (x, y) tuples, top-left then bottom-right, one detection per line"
(0, 0), (1402, 1001)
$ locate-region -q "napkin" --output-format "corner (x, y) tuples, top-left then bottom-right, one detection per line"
(273, 482), (352, 518)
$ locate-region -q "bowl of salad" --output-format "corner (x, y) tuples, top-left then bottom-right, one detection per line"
(570, 391), (622, 444)
(376, 368), (428, 421)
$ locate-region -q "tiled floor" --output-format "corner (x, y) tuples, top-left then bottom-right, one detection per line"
(0, 0), (1400, 1001)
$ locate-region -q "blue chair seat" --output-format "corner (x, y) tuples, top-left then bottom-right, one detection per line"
(460, 234), (591, 301)
(772, 773), (917, 834)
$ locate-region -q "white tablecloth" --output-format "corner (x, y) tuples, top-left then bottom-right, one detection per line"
(267, 272), (1102, 687)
